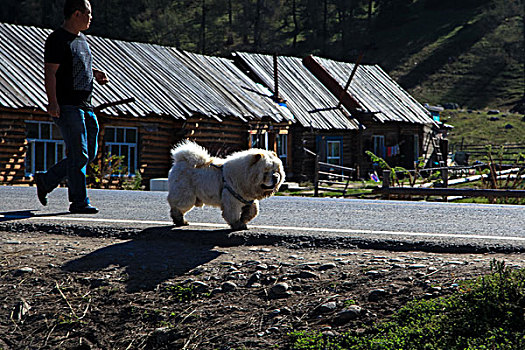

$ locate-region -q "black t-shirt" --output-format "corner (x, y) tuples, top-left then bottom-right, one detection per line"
(44, 27), (94, 108)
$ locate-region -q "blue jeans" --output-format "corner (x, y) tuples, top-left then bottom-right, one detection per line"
(41, 105), (99, 205)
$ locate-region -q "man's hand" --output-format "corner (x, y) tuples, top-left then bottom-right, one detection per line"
(93, 69), (109, 85)
(47, 101), (60, 118)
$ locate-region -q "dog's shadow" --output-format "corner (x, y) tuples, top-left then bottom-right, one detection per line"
(62, 226), (236, 292)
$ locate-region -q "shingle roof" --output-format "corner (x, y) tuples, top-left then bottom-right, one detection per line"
(0, 23), (292, 123)
(233, 52), (362, 130)
(308, 55), (435, 125)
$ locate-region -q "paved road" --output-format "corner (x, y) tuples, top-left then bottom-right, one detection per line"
(1, 185), (524, 251)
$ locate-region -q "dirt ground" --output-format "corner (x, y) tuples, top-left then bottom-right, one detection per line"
(1, 228), (524, 350)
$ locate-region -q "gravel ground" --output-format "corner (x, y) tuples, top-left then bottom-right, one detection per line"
(1, 228), (524, 349)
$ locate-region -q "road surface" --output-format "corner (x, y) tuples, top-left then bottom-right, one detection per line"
(1, 185), (524, 251)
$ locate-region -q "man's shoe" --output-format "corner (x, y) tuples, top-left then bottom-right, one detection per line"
(34, 172), (48, 206)
(69, 204), (99, 214)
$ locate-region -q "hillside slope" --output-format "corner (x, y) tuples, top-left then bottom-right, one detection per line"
(368, 0), (524, 111)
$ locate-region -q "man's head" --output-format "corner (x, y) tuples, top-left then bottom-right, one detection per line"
(63, 0), (92, 31)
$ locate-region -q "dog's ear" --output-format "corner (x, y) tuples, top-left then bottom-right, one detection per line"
(250, 153), (263, 166)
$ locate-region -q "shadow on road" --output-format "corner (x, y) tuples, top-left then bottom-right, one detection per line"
(0, 210), (70, 222)
(62, 226), (235, 292)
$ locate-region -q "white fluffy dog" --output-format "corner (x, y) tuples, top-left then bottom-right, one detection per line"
(167, 141), (285, 230)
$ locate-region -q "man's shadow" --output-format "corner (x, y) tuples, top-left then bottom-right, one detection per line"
(62, 226), (237, 292)
(0, 210), (70, 222)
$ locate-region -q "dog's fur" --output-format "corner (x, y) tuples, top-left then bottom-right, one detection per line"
(167, 141), (285, 230)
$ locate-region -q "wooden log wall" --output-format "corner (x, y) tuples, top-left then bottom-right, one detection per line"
(0, 109), (254, 188)
(0, 109), (47, 185)
(360, 122), (425, 176)
(183, 116), (249, 157)
(290, 124), (359, 182)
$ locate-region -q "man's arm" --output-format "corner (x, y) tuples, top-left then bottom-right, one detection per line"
(44, 63), (60, 118)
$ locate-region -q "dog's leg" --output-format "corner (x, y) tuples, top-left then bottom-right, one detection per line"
(240, 200), (259, 225)
(168, 192), (193, 226)
(221, 192), (247, 230)
(170, 207), (189, 226)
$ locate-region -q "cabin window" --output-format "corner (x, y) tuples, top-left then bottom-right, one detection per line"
(326, 140), (342, 165)
(25, 121), (65, 175)
(250, 132), (268, 149)
(103, 127), (138, 175)
(276, 134), (287, 163)
(372, 135), (386, 158)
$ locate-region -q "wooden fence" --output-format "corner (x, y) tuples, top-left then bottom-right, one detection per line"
(304, 147), (356, 197)
(450, 143), (525, 163)
(375, 167), (525, 200)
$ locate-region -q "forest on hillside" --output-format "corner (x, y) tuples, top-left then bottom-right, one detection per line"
(0, 0), (523, 110)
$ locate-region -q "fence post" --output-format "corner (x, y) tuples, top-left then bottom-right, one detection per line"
(314, 154), (320, 197)
(440, 161), (448, 202)
(383, 170), (391, 188)
(382, 170), (391, 199)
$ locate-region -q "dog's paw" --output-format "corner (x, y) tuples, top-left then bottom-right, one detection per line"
(173, 219), (189, 227)
(229, 222), (248, 231)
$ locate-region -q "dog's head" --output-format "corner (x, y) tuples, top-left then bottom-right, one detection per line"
(224, 148), (286, 201)
(249, 151), (285, 199)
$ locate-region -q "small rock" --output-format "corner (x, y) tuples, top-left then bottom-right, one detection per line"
(368, 289), (387, 302)
(318, 263), (337, 271)
(14, 267), (34, 276)
(316, 301), (337, 314)
(365, 270), (380, 277)
(256, 264), (268, 270)
(280, 306), (292, 315)
(247, 272), (261, 286)
(267, 326), (280, 334)
(269, 309), (281, 317)
(270, 282), (289, 296)
(407, 264), (427, 269)
(221, 281), (238, 292)
(192, 281), (210, 293)
(334, 305), (362, 324)
(5, 240), (21, 244)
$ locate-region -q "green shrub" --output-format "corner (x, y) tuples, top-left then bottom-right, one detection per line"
(289, 261), (525, 350)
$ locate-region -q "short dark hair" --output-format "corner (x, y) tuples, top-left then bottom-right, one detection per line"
(63, 0), (90, 19)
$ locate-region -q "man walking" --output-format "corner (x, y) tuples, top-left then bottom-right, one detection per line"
(35, 0), (108, 214)
(36, 0), (108, 213)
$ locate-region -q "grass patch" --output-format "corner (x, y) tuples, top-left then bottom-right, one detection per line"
(288, 260), (525, 350)
(442, 110), (525, 157)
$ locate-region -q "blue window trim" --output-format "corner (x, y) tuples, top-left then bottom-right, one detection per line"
(316, 135), (343, 165)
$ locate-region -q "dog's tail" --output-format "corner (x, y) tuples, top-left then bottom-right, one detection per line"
(170, 140), (212, 168)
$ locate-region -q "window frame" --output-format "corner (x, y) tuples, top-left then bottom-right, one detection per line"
(276, 133), (287, 162)
(25, 120), (65, 176)
(326, 139), (342, 165)
(103, 126), (139, 176)
(250, 132), (268, 149)
(372, 135), (386, 158)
